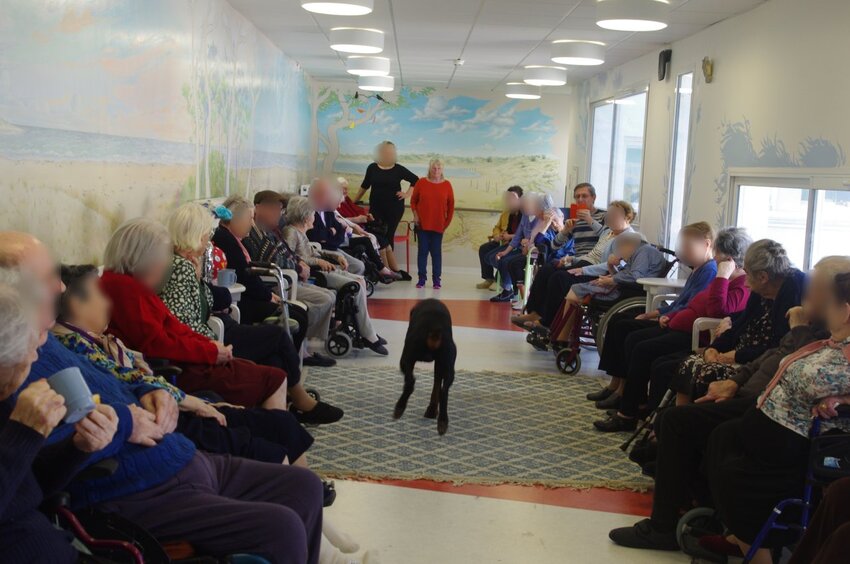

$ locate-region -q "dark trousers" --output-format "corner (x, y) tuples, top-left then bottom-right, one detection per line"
(417, 229), (444, 281)
(347, 236), (384, 269)
(650, 397), (755, 530)
(478, 240), (503, 280)
(789, 478), (850, 564)
(620, 327), (693, 416)
(648, 351), (691, 408)
(371, 201), (404, 250)
(223, 319), (301, 387)
(99, 453), (323, 564)
(597, 315), (656, 376)
(176, 407), (314, 464)
(526, 263), (557, 315)
(540, 269), (594, 326)
(489, 248), (522, 290)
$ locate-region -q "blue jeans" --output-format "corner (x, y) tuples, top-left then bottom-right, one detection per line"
(489, 248), (522, 290)
(417, 230), (444, 281)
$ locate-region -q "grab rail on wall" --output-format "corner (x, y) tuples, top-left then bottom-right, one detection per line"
(355, 202), (500, 214)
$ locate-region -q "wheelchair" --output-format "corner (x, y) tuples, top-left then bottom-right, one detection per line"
(676, 405), (850, 564)
(526, 244), (678, 375)
(310, 269), (367, 358)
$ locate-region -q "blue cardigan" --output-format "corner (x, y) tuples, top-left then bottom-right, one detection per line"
(658, 260), (718, 316)
(27, 335), (196, 508)
(711, 268), (807, 364)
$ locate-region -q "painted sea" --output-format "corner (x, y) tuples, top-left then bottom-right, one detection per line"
(0, 124), (301, 169)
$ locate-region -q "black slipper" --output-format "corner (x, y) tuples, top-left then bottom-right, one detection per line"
(294, 401), (344, 425)
(396, 270), (412, 281)
(323, 481), (337, 507)
(586, 387), (615, 402)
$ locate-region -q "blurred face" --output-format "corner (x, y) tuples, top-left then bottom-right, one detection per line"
(378, 144), (397, 166)
(229, 209), (253, 239)
(520, 197), (536, 217)
(68, 276), (112, 333)
(744, 269), (770, 295)
(804, 267), (837, 321)
(606, 205), (629, 231)
(619, 240), (640, 261)
(676, 233), (712, 268)
(504, 191), (521, 211)
(255, 201), (283, 229)
(310, 181), (332, 211)
(824, 284), (850, 335)
(138, 255), (169, 292)
(429, 162), (444, 180)
(20, 243), (64, 337)
(574, 187), (595, 208)
(304, 212), (315, 230)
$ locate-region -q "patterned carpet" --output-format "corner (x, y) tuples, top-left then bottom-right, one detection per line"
(306, 365), (653, 490)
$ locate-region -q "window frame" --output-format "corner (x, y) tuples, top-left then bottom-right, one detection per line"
(665, 71), (695, 247)
(586, 84), (651, 213)
(728, 169), (850, 270)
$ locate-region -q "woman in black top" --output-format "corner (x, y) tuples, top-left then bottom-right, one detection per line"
(355, 140), (418, 278)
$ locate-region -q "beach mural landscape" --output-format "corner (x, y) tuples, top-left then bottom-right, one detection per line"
(309, 84), (568, 266)
(0, 0), (311, 262)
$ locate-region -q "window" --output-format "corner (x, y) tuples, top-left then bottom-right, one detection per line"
(589, 90), (648, 211)
(666, 73), (693, 246)
(732, 177), (850, 270)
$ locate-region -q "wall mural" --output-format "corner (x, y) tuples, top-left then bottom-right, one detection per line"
(0, 0), (311, 262)
(308, 84), (564, 266)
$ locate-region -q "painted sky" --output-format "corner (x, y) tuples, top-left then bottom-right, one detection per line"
(317, 90), (558, 158)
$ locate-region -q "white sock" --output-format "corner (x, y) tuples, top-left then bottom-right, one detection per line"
(323, 519), (360, 553)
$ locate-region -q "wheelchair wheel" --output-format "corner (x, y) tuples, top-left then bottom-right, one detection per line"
(595, 297), (647, 352)
(676, 507), (727, 563)
(556, 348), (581, 375)
(366, 279), (375, 297)
(305, 388), (321, 402)
(326, 332), (352, 357)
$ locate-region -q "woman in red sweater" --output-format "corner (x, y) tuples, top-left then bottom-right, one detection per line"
(410, 158), (455, 289)
(99, 218), (288, 410)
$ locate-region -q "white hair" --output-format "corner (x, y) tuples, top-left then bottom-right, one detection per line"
(168, 203), (216, 254)
(0, 268), (40, 368)
(285, 196), (316, 226)
(221, 195), (253, 223)
(103, 218), (172, 275)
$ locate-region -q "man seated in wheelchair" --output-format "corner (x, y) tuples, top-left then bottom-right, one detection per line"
(552, 232), (666, 345)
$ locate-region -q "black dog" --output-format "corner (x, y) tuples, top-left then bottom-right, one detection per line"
(393, 299), (457, 435)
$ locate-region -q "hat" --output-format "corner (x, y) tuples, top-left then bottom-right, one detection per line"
(253, 190), (285, 206)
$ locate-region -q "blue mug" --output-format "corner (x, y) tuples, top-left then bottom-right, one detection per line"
(47, 367), (96, 424)
(217, 268), (237, 287)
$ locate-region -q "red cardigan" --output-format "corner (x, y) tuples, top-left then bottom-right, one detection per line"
(100, 270), (218, 365)
(410, 178), (455, 233)
(666, 275), (750, 333)
(338, 195), (367, 218)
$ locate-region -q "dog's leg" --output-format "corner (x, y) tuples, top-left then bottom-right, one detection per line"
(394, 366), (415, 419)
(424, 373), (440, 419)
(436, 366), (455, 435)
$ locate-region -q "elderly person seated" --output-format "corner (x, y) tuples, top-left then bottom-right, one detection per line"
(54, 264), (318, 464)
(515, 199), (635, 330)
(161, 203), (342, 424)
(1, 230), (324, 564)
(670, 239), (806, 406)
(608, 255), (848, 556)
(0, 268), (118, 563)
(99, 219), (290, 411)
(490, 192), (561, 303)
(246, 190), (337, 366)
(307, 177), (365, 276)
(593, 227), (752, 431)
(477, 185), (523, 290)
(552, 232), (667, 344)
(283, 196), (388, 356)
(551, 182), (607, 261)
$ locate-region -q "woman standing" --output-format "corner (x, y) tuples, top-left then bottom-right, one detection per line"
(411, 158), (455, 289)
(354, 140), (419, 280)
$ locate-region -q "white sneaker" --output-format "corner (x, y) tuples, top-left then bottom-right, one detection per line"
(511, 300), (523, 311)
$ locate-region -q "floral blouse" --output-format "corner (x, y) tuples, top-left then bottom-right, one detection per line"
(53, 327), (185, 403)
(159, 254), (216, 340)
(759, 337), (850, 437)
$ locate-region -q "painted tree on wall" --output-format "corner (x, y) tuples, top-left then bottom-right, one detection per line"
(308, 85), (433, 175)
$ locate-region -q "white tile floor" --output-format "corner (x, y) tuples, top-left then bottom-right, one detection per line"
(317, 268), (690, 564)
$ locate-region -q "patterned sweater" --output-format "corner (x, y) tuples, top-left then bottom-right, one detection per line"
(159, 254), (217, 340)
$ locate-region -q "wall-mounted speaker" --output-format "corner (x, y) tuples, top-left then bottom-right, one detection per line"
(658, 49), (672, 81)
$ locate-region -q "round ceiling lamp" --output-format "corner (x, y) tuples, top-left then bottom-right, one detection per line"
(505, 82), (541, 100)
(330, 27), (384, 54)
(551, 40), (606, 66)
(522, 65), (567, 86)
(359, 75), (394, 92)
(346, 56), (390, 76)
(300, 0), (373, 16)
(596, 0), (669, 32)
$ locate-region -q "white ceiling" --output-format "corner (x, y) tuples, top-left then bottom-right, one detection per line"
(229, 0), (767, 92)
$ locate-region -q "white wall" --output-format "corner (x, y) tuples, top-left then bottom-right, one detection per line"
(570, 0), (850, 244)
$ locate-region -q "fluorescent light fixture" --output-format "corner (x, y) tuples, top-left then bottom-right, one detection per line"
(596, 0), (669, 32)
(359, 75), (394, 92)
(330, 27), (384, 54)
(505, 82), (541, 100)
(301, 0), (373, 16)
(522, 65), (567, 87)
(551, 40), (606, 66)
(346, 56), (390, 76)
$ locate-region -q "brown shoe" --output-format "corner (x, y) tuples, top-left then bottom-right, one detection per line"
(476, 279), (495, 289)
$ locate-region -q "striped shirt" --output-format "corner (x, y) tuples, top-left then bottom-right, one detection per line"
(552, 208), (606, 256)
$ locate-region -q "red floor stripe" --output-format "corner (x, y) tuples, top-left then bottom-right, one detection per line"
(369, 298), (525, 332)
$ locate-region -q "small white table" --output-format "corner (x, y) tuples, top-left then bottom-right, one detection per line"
(225, 282), (246, 303)
(636, 277), (686, 312)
